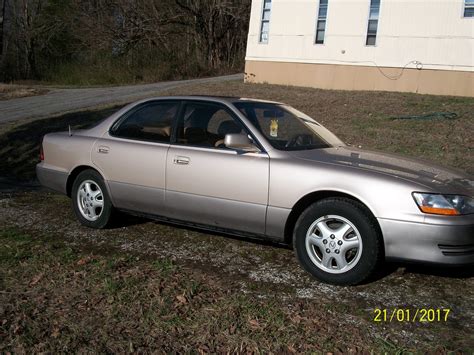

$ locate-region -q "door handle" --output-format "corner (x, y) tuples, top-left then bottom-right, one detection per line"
(173, 156), (190, 165)
(98, 146), (109, 154)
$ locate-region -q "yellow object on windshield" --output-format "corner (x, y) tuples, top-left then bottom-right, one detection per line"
(270, 119), (279, 138)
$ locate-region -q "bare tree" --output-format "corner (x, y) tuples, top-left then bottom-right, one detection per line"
(3, 0), (45, 78)
(175, 0), (250, 69)
(1, 0), (251, 81)
(0, 0), (5, 56)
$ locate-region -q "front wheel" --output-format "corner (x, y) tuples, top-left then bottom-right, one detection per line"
(71, 169), (114, 229)
(293, 198), (383, 285)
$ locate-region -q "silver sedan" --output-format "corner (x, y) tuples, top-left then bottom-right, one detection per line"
(37, 96), (474, 285)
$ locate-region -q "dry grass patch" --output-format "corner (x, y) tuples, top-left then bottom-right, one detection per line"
(0, 227), (375, 353)
(1, 192), (473, 353)
(0, 84), (48, 101)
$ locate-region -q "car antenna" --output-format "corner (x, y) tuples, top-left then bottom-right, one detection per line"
(68, 125), (73, 136)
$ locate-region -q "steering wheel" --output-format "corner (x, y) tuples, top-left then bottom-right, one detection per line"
(285, 134), (313, 148)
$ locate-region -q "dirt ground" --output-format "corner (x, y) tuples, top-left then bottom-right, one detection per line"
(0, 81), (473, 353)
(1, 191), (473, 353)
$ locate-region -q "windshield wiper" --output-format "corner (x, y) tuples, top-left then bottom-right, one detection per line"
(285, 144), (330, 151)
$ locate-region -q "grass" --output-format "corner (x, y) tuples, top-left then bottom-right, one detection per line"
(0, 84), (48, 100)
(1, 192), (473, 352)
(42, 60), (179, 87)
(24, 55), (238, 87)
(0, 81), (473, 352)
(0, 80), (472, 182)
(0, 227), (376, 352)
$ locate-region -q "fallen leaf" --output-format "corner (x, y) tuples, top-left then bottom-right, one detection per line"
(77, 256), (93, 266)
(290, 314), (302, 324)
(248, 319), (260, 329)
(176, 295), (187, 304)
(29, 273), (44, 286)
(51, 328), (60, 338)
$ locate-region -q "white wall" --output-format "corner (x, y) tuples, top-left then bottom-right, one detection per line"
(246, 0), (474, 72)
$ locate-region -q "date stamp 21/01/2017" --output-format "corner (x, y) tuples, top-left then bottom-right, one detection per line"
(373, 308), (451, 323)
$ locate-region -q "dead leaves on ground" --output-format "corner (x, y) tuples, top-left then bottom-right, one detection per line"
(29, 273), (44, 287)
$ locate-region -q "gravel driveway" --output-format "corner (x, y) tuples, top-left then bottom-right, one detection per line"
(0, 74), (243, 124)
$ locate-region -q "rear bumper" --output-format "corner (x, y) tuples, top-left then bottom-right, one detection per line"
(379, 217), (474, 265)
(36, 163), (68, 194)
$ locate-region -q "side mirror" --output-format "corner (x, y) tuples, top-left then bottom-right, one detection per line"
(224, 134), (259, 152)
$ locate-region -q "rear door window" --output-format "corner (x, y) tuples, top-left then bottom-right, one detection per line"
(111, 102), (179, 143)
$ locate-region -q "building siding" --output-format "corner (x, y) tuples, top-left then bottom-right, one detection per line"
(245, 0), (474, 96)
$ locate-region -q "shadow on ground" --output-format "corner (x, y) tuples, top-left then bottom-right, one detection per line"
(64, 202), (474, 282)
(401, 263), (474, 279)
(0, 105), (122, 181)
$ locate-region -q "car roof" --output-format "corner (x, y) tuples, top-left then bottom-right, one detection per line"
(137, 95), (283, 106)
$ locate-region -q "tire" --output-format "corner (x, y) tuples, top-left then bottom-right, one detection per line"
(293, 197), (383, 285)
(71, 169), (114, 229)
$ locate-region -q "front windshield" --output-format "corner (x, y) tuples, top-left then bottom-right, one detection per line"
(234, 102), (344, 151)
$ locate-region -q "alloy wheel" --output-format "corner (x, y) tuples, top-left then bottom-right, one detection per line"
(305, 215), (363, 274)
(77, 180), (104, 222)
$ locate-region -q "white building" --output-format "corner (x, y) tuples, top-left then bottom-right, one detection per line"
(245, 0), (474, 97)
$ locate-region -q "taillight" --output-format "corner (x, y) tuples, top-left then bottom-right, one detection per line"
(40, 139), (44, 161)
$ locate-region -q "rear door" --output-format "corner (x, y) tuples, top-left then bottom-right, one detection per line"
(165, 101), (270, 234)
(92, 100), (180, 215)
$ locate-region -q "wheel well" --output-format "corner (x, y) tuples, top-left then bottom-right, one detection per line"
(283, 191), (381, 244)
(66, 166), (99, 197)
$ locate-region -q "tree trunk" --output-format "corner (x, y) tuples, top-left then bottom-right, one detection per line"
(0, 0), (6, 56)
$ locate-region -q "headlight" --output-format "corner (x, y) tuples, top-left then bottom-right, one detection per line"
(413, 193), (474, 216)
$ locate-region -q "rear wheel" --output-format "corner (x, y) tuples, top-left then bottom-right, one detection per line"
(71, 169), (114, 229)
(293, 197), (383, 285)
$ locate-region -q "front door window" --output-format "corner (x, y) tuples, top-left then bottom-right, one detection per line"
(177, 102), (247, 149)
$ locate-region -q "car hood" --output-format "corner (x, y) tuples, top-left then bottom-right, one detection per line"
(288, 146), (474, 196)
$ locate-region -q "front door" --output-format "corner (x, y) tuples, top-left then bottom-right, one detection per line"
(165, 101), (269, 234)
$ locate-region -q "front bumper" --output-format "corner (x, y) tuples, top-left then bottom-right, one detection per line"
(379, 217), (474, 265)
(36, 163), (68, 195)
